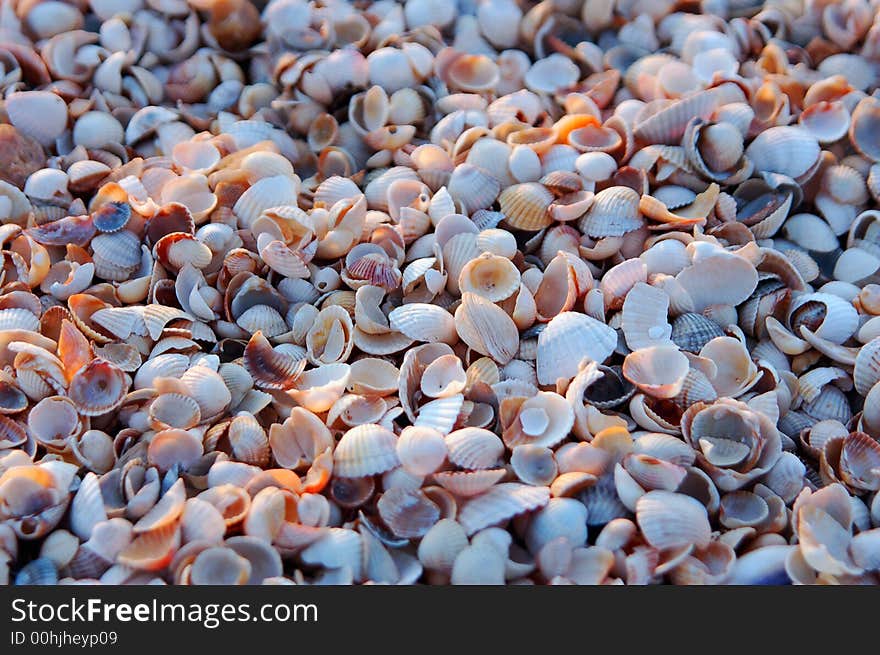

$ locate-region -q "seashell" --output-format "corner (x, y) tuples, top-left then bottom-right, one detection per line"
(445, 427), (504, 470)
(334, 424), (399, 478)
(850, 97), (880, 162)
(797, 504), (862, 577)
(745, 126), (820, 181)
(537, 312), (617, 386)
(455, 293), (520, 364)
(524, 53), (579, 95)
(73, 112), (124, 150)
(300, 528), (362, 580)
(6, 91), (69, 146)
(799, 101), (851, 144)
(621, 282), (673, 350)
(511, 445), (558, 487)
(446, 54), (500, 93)
(148, 429), (203, 473)
(377, 487), (440, 539)
(396, 426), (447, 477)
(622, 346), (690, 399)
(28, 396), (81, 450)
(636, 490), (711, 550)
(578, 186), (643, 238)
(634, 85), (744, 145)
(451, 542), (505, 585)
(838, 432), (880, 492)
(502, 392), (574, 449)
(418, 518), (469, 573)
(458, 483), (550, 536)
(419, 354), (467, 399)
(233, 175), (300, 230)
(306, 306), (355, 366)
(525, 499), (587, 558)
(671, 313), (725, 353)
(389, 303), (457, 345)
(788, 293), (859, 346)
(675, 250), (758, 313)
(498, 183), (554, 232)
(458, 252), (521, 303)
(67, 359), (127, 416)
(180, 365), (232, 420)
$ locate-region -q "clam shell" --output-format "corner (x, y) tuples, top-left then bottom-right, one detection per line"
(454, 292), (519, 364)
(6, 91), (68, 145)
(621, 282), (673, 350)
(577, 186), (643, 238)
(745, 126), (820, 180)
(850, 97), (880, 162)
(498, 183), (553, 231)
(635, 490), (711, 550)
(418, 518), (469, 573)
(389, 303), (457, 344)
(458, 483), (550, 535)
(334, 424), (400, 478)
(377, 487), (440, 539)
(537, 312), (617, 385)
(458, 252), (521, 302)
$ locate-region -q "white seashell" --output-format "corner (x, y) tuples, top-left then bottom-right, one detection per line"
(334, 423), (400, 477)
(6, 91), (68, 145)
(389, 303), (457, 344)
(745, 126), (820, 180)
(458, 483), (550, 536)
(537, 312), (617, 385)
(635, 490), (711, 550)
(72, 112), (124, 150)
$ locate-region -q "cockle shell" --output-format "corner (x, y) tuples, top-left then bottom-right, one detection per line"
(334, 424), (400, 478)
(455, 293), (519, 364)
(537, 312), (616, 385)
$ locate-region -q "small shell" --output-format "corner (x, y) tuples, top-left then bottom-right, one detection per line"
(511, 445), (558, 487)
(389, 303), (457, 344)
(622, 346), (689, 399)
(578, 186), (643, 238)
(635, 490), (712, 550)
(745, 126), (820, 180)
(850, 97), (880, 162)
(455, 293), (520, 364)
(418, 518), (469, 573)
(420, 354), (467, 399)
(458, 253), (521, 302)
(6, 91), (69, 145)
(498, 183), (554, 231)
(396, 426), (448, 476)
(445, 427), (505, 470)
(334, 424), (400, 477)
(799, 101), (851, 144)
(537, 312), (617, 385)
(377, 487), (440, 539)
(457, 483), (550, 535)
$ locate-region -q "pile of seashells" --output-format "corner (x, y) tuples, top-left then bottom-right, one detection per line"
(1, 0), (880, 586)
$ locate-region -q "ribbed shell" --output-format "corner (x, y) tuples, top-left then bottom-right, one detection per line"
(334, 424), (400, 477)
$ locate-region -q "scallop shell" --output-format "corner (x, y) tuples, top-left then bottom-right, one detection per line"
(6, 91), (69, 145)
(635, 490), (711, 550)
(457, 483), (550, 536)
(454, 292), (519, 365)
(850, 96), (880, 162)
(389, 303), (457, 344)
(537, 312), (617, 385)
(445, 427), (505, 470)
(498, 183), (554, 231)
(745, 126), (820, 180)
(334, 424), (400, 478)
(577, 186), (643, 238)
